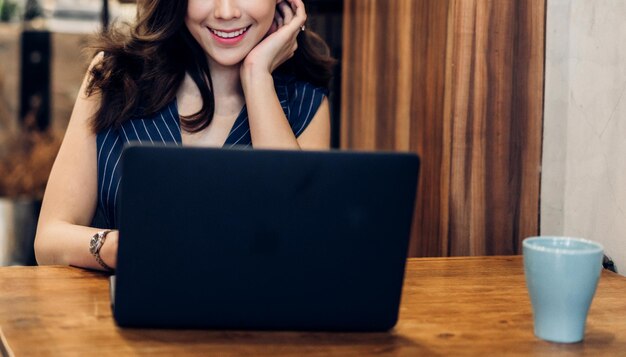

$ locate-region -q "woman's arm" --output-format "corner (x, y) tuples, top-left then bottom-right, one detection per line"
(241, 71), (330, 150)
(34, 53), (118, 270)
(241, 0), (330, 150)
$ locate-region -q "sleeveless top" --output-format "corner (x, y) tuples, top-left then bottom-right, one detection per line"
(93, 74), (327, 228)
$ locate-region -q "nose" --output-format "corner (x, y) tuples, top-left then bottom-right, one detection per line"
(214, 0), (241, 20)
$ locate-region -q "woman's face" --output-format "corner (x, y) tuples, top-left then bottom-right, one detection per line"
(185, 0), (278, 67)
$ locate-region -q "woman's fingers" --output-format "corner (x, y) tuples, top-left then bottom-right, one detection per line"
(286, 0), (307, 27)
(257, 0), (305, 72)
(278, 0), (305, 41)
(277, 1), (294, 26)
(273, 0), (307, 36)
(274, 10), (283, 28)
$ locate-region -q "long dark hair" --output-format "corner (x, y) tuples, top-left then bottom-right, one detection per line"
(86, 0), (335, 133)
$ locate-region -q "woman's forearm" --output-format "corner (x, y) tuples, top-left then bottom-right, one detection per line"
(241, 69), (301, 150)
(35, 221), (118, 271)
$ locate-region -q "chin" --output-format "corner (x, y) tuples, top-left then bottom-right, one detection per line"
(211, 56), (246, 68)
(206, 48), (252, 68)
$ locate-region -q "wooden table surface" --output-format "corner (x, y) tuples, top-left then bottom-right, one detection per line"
(1, 256), (625, 356)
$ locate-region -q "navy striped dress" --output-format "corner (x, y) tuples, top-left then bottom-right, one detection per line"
(93, 74), (327, 228)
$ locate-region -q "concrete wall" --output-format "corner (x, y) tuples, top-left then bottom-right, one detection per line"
(543, 0), (626, 275)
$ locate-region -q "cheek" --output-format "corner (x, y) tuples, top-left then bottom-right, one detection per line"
(247, 0), (276, 26)
(186, 0), (209, 25)
(185, 1), (208, 44)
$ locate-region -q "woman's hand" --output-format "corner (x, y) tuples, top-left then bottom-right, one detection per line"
(241, 0), (306, 77)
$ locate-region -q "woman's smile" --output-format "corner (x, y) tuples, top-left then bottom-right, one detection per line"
(208, 25), (251, 45)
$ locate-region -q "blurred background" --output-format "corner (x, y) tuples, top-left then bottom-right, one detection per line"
(0, 0), (343, 266)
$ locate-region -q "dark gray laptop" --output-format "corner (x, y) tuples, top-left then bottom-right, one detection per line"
(112, 146), (420, 331)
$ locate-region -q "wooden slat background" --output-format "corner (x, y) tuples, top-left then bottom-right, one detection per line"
(341, 0), (545, 257)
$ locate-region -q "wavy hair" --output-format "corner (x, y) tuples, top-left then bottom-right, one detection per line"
(86, 0), (335, 133)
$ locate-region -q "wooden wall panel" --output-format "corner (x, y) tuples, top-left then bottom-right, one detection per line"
(342, 0), (545, 256)
(410, 1), (451, 257)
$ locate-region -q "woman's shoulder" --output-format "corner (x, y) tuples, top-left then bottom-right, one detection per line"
(273, 74), (328, 134)
(96, 98), (179, 145)
(90, 51), (106, 68)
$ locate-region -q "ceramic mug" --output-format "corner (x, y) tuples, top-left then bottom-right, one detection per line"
(523, 236), (604, 343)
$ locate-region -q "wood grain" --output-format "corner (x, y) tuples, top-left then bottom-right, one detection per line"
(441, 0), (545, 256)
(0, 260), (625, 356)
(341, 0), (545, 256)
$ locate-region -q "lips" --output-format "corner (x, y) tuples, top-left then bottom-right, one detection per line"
(208, 26), (251, 45)
(210, 26), (249, 38)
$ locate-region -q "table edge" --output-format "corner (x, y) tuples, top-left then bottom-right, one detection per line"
(0, 327), (15, 357)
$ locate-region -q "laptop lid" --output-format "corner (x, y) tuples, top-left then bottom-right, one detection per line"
(114, 146), (420, 331)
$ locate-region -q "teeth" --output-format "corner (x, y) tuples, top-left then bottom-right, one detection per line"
(211, 27), (247, 39)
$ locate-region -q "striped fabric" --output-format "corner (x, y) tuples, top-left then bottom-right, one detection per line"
(93, 74), (327, 228)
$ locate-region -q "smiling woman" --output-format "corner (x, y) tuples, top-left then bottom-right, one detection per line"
(88, 0), (334, 135)
(33, 0), (336, 270)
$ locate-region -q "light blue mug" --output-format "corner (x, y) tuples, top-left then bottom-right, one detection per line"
(523, 236), (604, 343)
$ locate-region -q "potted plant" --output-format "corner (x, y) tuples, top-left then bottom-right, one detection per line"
(0, 0), (20, 22)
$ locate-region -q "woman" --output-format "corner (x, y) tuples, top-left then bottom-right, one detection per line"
(34, 0), (335, 271)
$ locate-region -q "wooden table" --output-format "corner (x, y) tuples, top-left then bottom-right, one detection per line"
(1, 256), (625, 356)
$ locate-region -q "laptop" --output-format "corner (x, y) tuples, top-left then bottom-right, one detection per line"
(112, 146), (420, 331)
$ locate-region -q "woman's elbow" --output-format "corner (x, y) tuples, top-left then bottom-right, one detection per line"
(34, 227), (54, 266)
